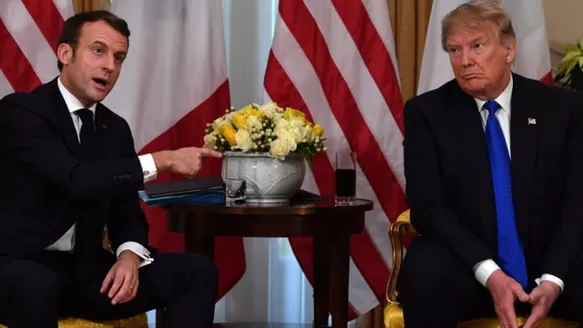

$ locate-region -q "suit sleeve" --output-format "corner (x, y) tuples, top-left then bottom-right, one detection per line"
(403, 99), (495, 269)
(0, 98), (144, 200)
(543, 93), (583, 281)
(106, 120), (151, 251)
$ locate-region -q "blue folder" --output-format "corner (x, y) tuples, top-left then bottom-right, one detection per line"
(138, 189), (225, 206)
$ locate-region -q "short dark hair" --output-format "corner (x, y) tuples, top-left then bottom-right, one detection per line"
(57, 10), (130, 71)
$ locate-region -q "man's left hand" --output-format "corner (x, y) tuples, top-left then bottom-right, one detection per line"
(522, 281), (561, 328)
(100, 250), (141, 305)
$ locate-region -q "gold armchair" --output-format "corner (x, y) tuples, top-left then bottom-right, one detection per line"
(384, 209), (577, 328)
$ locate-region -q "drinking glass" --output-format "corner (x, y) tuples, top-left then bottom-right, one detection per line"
(334, 151), (356, 205)
(225, 178), (246, 205)
(224, 157), (246, 205)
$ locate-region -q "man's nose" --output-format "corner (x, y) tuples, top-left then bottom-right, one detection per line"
(460, 49), (474, 67)
(102, 54), (115, 71)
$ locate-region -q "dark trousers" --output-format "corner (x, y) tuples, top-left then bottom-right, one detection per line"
(398, 237), (583, 328)
(0, 250), (218, 328)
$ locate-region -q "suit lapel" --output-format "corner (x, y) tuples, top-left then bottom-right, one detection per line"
(447, 83), (497, 247)
(509, 74), (540, 245)
(49, 79), (81, 155)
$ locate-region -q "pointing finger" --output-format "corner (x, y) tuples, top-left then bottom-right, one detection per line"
(199, 147), (222, 158)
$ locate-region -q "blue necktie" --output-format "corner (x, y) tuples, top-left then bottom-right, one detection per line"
(483, 100), (528, 288)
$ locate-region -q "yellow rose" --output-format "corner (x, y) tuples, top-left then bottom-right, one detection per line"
(232, 112), (248, 130)
(284, 108), (306, 121)
(312, 124), (324, 137)
(218, 124), (237, 146)
(269, 138), (291, 160)
(235, 129), (254, 151)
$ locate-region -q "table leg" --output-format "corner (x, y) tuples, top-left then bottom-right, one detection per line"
(313, 236), (330, 327)
(329, 234), (349, 328)
(184, 213), (215, 260)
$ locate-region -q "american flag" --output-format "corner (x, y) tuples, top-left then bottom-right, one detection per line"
(264, 0), (407, 318)
(0, 0), (73, 94)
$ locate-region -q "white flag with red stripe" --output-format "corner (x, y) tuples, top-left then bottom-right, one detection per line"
(105, 1), (245, 300)
(264, 0), (407, 318)
(0, 0), (73, 94)
(418, 0), (552, 95)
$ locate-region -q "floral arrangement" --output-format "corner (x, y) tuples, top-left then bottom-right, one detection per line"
(203, 102), (326, 163)
(554, 39), (583, 91)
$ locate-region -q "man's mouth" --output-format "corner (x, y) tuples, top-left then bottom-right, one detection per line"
(92, 78), (108, 88)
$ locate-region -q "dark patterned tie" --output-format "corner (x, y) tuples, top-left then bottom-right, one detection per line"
(73, 108), (100, 279)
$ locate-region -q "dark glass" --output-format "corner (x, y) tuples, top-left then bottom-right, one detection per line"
(335, 169), (356, 197)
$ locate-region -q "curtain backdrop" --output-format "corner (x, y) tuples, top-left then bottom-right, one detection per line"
(71, 0), (433, 326)
(72, 0), (109, 13)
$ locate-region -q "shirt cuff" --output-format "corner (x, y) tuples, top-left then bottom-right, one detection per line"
(535, 274), (565, 293)
(116, 241), (154, 268)
(138, 154), (158, 183)
(473, 259), (500, 287)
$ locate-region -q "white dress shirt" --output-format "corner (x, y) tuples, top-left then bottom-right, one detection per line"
(472, 75), (564, 292)
(45, 77), (158, 268)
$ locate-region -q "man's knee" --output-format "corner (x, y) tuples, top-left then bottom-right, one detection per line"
(182, 253), (218, 283)
(2, 260), (62, 305)
(399, 238), (476, 302)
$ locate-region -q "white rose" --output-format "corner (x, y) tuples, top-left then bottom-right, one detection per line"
(212, 117), (224, 130)
(203, 133), (216, 148)
(235, 129), (254, 151)
(259, 101), (279, 118)
(275, 127), (297, 151)
(286, 120), (309, 143)
(246, 115), (262, 131)
(270, 138), (291, 159)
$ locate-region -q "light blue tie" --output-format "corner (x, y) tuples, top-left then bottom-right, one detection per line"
(483, 100), (528, 288)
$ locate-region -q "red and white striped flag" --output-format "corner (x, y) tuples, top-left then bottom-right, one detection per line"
(0, 0), (73, 94)
(105, 1), (245, 300)
(264, 0), (407, 319)
(418, 0), (552, 95)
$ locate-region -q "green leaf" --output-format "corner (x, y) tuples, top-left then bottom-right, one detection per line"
(561, 49), (582, 64)
(566, 43), (580, 52)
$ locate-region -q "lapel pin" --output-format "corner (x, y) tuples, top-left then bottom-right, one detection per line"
(528, 118), (536, 125)
(102, 124), (107, 129)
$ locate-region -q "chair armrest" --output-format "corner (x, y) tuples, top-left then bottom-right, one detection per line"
(386, 209), (417, 304)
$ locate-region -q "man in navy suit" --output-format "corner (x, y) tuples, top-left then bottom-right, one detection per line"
(0, 10), (221, 328)
(399, 1), (583, 327)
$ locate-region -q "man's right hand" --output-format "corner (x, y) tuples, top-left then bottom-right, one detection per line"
(152, 147), (222, 177)
(486, 269), (530, 328)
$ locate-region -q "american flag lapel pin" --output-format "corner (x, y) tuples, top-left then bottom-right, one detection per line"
(528, 117), (536, 125)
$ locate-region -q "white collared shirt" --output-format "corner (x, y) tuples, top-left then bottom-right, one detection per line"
(470, 75), (564, 292)
(45, 76), (157, 268)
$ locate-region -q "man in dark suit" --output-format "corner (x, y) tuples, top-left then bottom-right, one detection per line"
(0, 10), (222, 328)
(399, 1), (583, 327)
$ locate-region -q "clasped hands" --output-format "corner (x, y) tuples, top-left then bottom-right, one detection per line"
(486, 270), (561, 328)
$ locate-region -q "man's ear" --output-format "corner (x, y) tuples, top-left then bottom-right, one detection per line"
(504, 38), (517, 65)
(57, 43), (74, 67)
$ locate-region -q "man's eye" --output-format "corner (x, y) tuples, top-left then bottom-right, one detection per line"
(93, 48), (103, 55)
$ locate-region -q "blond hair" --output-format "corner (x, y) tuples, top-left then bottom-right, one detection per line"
(441, 0), (515, 51)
